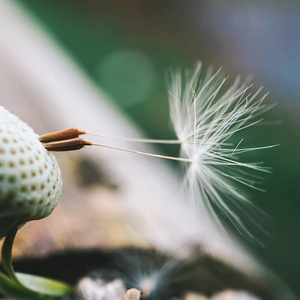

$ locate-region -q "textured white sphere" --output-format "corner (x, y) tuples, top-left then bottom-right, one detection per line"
(0, 106), (62, 238)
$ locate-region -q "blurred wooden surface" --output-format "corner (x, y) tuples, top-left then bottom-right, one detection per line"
(0, 2), (296, 299)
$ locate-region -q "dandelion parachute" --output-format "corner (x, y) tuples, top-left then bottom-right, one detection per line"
(168, 63), (275, 241)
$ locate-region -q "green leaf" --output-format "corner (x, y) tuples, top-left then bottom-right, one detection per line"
(0, 272), (44, 300)
(16, 272), (74, 297)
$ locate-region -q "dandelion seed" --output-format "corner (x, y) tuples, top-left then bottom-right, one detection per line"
(38, 63), (275, 242)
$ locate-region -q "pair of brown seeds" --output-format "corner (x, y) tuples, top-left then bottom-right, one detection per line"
(39, 128), (91, 151)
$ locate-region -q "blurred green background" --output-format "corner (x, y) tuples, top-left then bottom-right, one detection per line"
(15, 0), (300, 297)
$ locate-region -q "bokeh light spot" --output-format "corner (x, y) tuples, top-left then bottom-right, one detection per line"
(98, 50), (156, 106)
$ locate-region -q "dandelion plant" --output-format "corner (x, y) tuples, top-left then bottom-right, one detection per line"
(0, 63), (274, 299)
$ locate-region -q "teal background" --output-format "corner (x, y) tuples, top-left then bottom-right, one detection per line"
(14, 0), (300, 296)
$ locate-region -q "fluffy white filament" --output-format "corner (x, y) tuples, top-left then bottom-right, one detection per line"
(168, 63), (275, 241)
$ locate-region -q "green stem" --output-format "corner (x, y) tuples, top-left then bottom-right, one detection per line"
(1, 228), (19, 283)
(0, 229), (75, 298)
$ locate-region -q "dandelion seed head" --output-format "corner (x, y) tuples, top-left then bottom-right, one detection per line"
(168, 64), (274, 241)
(0, 106), (62, 238)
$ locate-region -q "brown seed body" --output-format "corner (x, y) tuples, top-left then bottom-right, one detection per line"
(43, 138), (92, 152)
(39, 128), (85, 143)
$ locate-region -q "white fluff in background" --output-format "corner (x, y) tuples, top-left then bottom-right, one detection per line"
(183, 290), (261, 299)
(78, 278), (126, 300)
(210, 290), (261, 300)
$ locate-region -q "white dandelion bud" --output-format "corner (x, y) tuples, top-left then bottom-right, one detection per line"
(0, 106), (62, 238)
